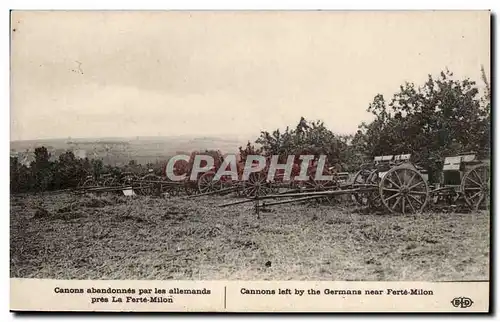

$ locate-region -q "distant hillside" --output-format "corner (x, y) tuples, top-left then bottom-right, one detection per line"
(10, 135), (253, 166)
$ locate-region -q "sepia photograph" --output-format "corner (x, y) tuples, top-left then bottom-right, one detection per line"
(10, 9), (490, 299)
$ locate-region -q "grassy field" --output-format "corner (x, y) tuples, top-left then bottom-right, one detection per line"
(10, 192), (490, 281)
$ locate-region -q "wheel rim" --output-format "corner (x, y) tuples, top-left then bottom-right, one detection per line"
(305, 176), (338, 205)
(82, 178), (96, 188)
(121, 174), (137, 186)
(353, 170), (381, 207)
(184, 180), (198, 195)
(243, 172), (271, 198)
(103, 178), (110, 187)
(352, 169), (372, 205)
(366, 171), (382, 208)
(379, 166), (429, 214)
(198, 172), (222, 194)
(139, 174), (159, 195)
(462, 164), (490, 210)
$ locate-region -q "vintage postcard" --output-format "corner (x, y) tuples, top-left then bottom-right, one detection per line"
(10, 10), (491, 312)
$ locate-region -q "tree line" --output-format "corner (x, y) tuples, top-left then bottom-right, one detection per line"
(10, 69), (490, 193)
(249, 69), (490, 176)
(10, 148), (166, 193)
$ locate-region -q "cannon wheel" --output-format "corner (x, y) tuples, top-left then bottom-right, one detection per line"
(352, 169), (381, 207)
(379, 166), (429, 214)
(461, 164), (490, 210)
(184, 179), (199, 195)
(351, 169), (368, 205)
(304, 176), (338, 205)
(103, 176), (118, 187)
(139, 174), (161, 195)
(80, 177), (98, 188)
(366, 170), (383, 208)
(120, 173), (138, 187)
(242, 172), (273, 198)
(198, 172), (223, 194)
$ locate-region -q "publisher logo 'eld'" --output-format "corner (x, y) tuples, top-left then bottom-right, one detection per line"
(451, 297), (473, 308)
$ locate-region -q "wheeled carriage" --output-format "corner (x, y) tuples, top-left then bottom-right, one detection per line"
(351, 152), (490, 213)
(431, 152), (490, 210)
(351, 154), (430, 214)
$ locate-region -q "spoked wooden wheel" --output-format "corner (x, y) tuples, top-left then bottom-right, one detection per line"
(353, 169), (381, 207)
(243, 172), (272, 198)
(379, 166), (429, 214)
(139, 174), (161, 195)
(366, 170), (383, 208)
(198, 172), (223, 194)
(184, 180), (199, 195)
(304, 176), (338, 205)
(81, 177), (97, 188)
(461, 164), (490, 210)
(120, 173), (138, 187)
(103, 176), (118, 187)
(352, 169), (371, 191)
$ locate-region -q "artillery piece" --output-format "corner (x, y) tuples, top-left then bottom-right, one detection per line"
(220, 151), (489, 215)
(430, 152), (490, 210)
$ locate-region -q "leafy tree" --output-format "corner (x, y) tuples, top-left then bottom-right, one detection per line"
(355, 70), (490, 178)
(10, 157), (34, 193)
(91, 159), (104, 179)
(31, 147), (53, 192)
(255, 117), (348, 170)
(238, 141), (263, 163)
(10, 157), (20, 192)
(52, 151), (89, 189)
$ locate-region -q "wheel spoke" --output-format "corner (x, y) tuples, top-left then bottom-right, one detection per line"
(246, 187), (255, 197)
(370, 194), (381, 207)
(401, 196), (406, 214)
(482, 170), (489, 184)
(408, 194), (424, 206)
(408, 190), (427, 196)
(408, 180), (424, 190)
(472, 170), (483, 184)
(475, 192), (485, 208)
(384, 192), (401, 202)
(406, 172), (417, 186)
(382, 188), (399, 193)
(469, 191), (482, 201)
(385, 177), (400, 188)
(406, 196), (417, 213)
(391, 196), (402, 210)
(466, 176), (482, 187)
(394, 171), (403, 186)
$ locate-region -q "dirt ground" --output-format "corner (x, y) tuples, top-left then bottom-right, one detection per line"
(10, 192), (490, 281)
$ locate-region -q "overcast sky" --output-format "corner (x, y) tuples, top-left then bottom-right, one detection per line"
(10, 11), (490, 141)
